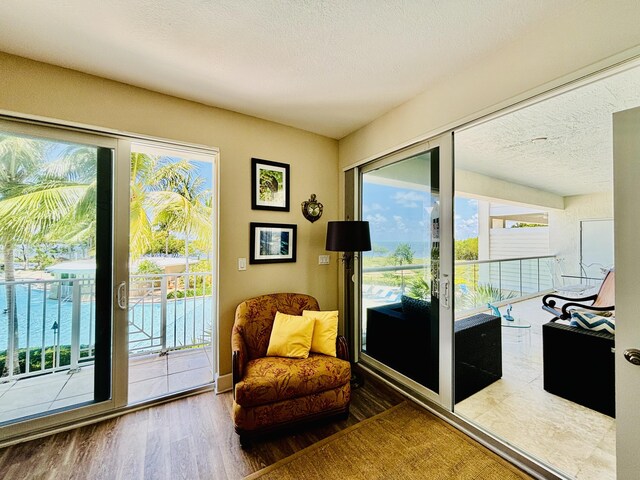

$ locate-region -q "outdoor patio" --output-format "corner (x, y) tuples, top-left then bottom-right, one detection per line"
(455, 296), (616, 480)
(0, 347), (213, 424)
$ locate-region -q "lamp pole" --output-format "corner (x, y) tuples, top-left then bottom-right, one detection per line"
(326, 221), (371, 389)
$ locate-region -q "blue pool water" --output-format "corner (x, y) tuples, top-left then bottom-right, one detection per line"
(0, 283), (213, 353)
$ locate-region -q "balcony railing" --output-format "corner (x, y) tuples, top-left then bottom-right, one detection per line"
(0, 272), (213, 382)
(454, 255), (555, 317)
(362, 255), (555, 317)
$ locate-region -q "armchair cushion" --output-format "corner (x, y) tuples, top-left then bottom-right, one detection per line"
(234, 353), (351, 408)
(234, 293), (320, 360)
(303, 310), (339, 357)
(266, 312), (315, 358)
(570, 309), (615, 334)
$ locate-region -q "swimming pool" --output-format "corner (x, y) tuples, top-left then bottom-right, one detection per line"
(0, 281), (213, 355)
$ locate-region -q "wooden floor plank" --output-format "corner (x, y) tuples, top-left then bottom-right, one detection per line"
(0, 373), (404, 479)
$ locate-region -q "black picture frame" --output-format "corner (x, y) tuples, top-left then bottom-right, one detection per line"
(251, 158), (290, 211)
(250, 222), (297, 264)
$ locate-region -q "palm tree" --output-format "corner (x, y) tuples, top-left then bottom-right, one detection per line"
(130, 152), (192, 258)
(152, 172), (213, 272)
(390, 243), (415, 292)
(129, 152), (212, 266)
(0, 134), (96, 376)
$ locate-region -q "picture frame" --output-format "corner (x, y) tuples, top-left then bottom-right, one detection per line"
(249, 223), (297, 264)
(251, 158), (290, 211)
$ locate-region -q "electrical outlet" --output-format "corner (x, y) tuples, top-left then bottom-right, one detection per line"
(238, 257), (247, 271)
(319, 255), (330, 265)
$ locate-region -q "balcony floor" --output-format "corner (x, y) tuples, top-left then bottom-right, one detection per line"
(455, 296), (615, 480)
(0, 347), (214, 424)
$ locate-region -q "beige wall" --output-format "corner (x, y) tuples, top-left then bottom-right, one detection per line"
(548, 192), (613, 276)
(339, 0), (640, 168)
(0, 52), (339, 377)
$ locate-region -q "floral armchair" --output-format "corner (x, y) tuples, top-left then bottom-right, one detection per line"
(231, 293), (351, 445)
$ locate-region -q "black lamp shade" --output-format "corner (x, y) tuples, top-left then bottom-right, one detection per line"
(326, 221), (372, 252)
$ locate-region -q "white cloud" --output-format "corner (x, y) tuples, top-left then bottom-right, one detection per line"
(392, 191), (426, 208)
(365, 213), (388, 226)
(393, 215), (408, 232)
(455, 213), (479, 239)
(363, 202), (387, 214)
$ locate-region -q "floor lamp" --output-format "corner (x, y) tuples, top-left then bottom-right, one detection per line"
(326, 220), (371, 388)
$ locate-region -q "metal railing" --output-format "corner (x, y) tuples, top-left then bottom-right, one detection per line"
(361, 255), (555, 314)
(0, 272), (213, 382)
(128, 272), (213, 355)
(454, 255), (555, 317)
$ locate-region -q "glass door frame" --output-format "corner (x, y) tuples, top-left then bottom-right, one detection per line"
(0, 115), (220, 445)
(354, 133), (454, 409)
(0, 118), (129, 441)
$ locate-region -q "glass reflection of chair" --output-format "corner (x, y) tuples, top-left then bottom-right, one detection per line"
(551, 259), (601, 297)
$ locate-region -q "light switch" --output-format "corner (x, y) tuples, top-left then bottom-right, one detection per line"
(238, 257), (247, 271)
(319, 255), (330, 265)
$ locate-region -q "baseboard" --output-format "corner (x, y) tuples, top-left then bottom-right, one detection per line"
(215, 372), (232, 394)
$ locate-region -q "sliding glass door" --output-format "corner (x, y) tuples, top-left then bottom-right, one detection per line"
(357, 134), (453, 406)
(127, 142), (215, 404)
(0, 120), (118, 433)
(0, 118), (218, 443)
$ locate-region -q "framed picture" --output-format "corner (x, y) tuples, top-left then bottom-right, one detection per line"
(251, 158), (290, 211)
(250, 223), (297, 264)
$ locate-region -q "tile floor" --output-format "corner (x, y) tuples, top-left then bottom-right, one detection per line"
(0, 347), (214, 424)
(455, 296), (616, 480)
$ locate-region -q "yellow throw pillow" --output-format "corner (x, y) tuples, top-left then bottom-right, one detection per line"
(266, 312), (315, 358)
(303, 310), (339, 357)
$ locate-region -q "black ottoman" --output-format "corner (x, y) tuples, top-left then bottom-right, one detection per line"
(455, 314), (502, 403)
(542, 321), (615, 417)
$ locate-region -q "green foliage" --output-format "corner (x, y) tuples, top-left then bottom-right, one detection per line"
(407, 276), (431, 300)
(0, 345), (92, 375)
(390, 243), (414, 266)
(190, 259), (212, 273)
(32, 246), (56, 270)
(510, 223), (546, 228)
(259, 170), (283, 202)
(143, 230), (186, 256)
(457, 283), (516, 310)
(135, 259), (163, 275)
(167, 285), (212, 299)
(455, 237), (478, 260)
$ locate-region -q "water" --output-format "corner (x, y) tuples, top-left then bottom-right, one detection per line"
(364, 240), (431, 258)
(0, 283), (213, 353)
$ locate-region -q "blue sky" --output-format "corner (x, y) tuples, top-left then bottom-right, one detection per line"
(362, 182), (478, 243)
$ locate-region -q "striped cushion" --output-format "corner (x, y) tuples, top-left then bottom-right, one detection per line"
(570, 310), (615, 334)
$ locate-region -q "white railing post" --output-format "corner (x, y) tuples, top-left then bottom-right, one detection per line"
(519, 259), (523, 296)
(160, 275), (168, 355)
(70, 279), (81, 373)
(6, 283), (15, 380)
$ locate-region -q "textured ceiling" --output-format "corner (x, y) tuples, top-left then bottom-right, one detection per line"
(455, 65), (640, 198)
(0, 0), (584, 139)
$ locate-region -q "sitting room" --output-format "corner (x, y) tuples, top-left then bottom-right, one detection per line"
(1, 2), (640, 480)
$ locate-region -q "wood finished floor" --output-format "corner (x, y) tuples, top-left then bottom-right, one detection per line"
(0, 373), (405, 480)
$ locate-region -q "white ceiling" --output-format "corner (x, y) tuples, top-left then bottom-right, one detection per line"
(0, 0), (584, 139)
(455, 64), (640, 198)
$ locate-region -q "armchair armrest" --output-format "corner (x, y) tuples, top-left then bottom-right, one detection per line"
(542, 292), (597, 309)
(542, 292), (599, 320)
(231, 327), (248, 399)
(336, 335), (349, 362)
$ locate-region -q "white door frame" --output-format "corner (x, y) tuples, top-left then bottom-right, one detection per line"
(613, 106), (640, 478)
(355, 132), (454, 409)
